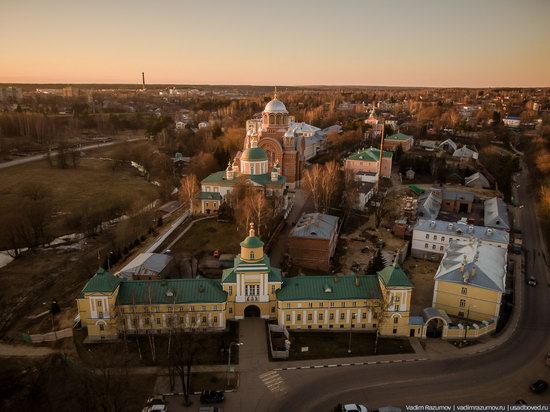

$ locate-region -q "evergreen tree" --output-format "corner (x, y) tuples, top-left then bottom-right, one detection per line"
(367, 247), (386, 275)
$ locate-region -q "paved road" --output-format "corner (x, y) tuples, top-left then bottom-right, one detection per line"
(274, 161), (550, 410)
(0, 137), (146, 170)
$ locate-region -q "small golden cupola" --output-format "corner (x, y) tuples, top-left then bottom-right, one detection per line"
(239, 222), (264, 262)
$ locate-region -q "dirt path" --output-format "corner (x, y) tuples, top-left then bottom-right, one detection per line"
(0, 343), (57, 357)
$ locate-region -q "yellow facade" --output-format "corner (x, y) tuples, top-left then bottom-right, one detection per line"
(432, 280), (502, 322)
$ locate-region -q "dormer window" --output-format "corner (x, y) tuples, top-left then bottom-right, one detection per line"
(250, 251), (255, 260)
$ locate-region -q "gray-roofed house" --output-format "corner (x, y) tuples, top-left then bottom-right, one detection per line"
(411, 218), (509, 261)
(117, 252), (174, 280)
(484, 197), (510, 231)
(465, 172), (490, 189)
(417, 190), (443, 220)
(288, 213), (339, 271)
(432, 238), (507, 322)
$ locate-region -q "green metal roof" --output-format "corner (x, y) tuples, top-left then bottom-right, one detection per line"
(276, 274), (382, 301)
(81, 268), (121, 294)
(201, 171), (286, 187)
(241, 147), (268, 161)
(197, 191), (222, 200)
(408, 184), (425, 195)
(221, 255), (282, 284)
(116, 277), (227, 305)
(347, 147), (393, 162)
(377, 264), (413, 287)
(240, 235), (264, 248)
(386, 132), (413, 141)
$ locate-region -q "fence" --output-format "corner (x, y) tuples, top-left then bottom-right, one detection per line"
(23, 328), (73, 343)
(268, 324), (290, 359)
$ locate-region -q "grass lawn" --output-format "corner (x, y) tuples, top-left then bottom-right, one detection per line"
(74, 321), (240, 367)
(171, 219), (244, 255)
(284, 331), (414, 361)
(0, 157), (159, 249)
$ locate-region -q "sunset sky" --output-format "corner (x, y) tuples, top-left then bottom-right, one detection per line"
(2, 0), (550, 87)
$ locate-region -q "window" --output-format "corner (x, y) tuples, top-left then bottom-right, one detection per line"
(250, 251), (255, 259)
(458, 311), (464, 318)
(201, 306), (206, 311)
(179, 306), (184, 312)
(308, 303), (312, 308)
(449, 237), (453, 242)
(340, 313), (345, 320)
(98, 312), (104, 319)
(433, 235), (437, 241)
(373, 323), (377, 328)
(271, 306), (275, 313)
(352, 302), (356, 307)
(214, 316), (218, 323)
(330, 302), (334, 308)
(229, 307), (233, 314)
(394, 317), (399, 324)
(156, 318), (161, 325)
(425, 234), (429, 239)
(319, 302), (324, 308)
(393, 328), (397, 334)
(362, 312), (367, 319)
(202, 316), (207, 323)
(191, 306), (195, 312)
(432, 244), (436, 250)
(461, 287), (467, 295)
(440, 246), (444, 251)
(97, 300), (102, 307)
(132, 318), (137, 327)
(307, 314), (312, 321)
(297, 314), (302, 321)
(99, 324), (105, 331)
(245, 285), (260, 296)
(425, 243), (429, 249)
(214, 305), (217, 311)
(441, 236), (445, 242)
(341, 302), (345, 307)
(319, 313), (324, 321)
(330, 313), (334, 320)
(168, 307), (172, 312)
(394, 305), (399, 311)
(286, 304), (290, 309)
(459, 299), (466, 308)
(286, 314), (291, 321)
(228, 286), (233, 295)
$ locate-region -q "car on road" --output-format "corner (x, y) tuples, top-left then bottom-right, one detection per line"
(145, 395), (166, 406)
(200, 390), (224, 403)
(529, 379), (548, 393)
(141, 404), (167, 412)
(199, 407), (222, 412)
(342, 404), (368, 412)
(527, 276), (537, 286)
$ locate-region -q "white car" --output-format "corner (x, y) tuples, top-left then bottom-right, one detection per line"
(141, 404), (167, 412)
(343, 404), (368, 412)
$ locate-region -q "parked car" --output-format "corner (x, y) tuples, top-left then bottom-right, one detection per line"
(199, 407), (222, 412)
(200, 390), (225, 404)
(527, 277), (537, 286)
(145, 395), (166, 407)
(141, 404), (167, 412)
(529, 379), (548, 393)
(342, 404), (368, 412)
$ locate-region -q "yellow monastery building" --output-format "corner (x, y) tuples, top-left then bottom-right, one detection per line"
(77, 224), (416, 341)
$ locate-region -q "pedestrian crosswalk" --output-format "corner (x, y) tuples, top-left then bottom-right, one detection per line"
(259, 370), (288, 395)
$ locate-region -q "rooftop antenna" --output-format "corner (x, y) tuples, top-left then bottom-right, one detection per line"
(142, 72), (146, 91)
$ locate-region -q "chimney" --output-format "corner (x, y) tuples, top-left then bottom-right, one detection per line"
(355, 276), (360, 287)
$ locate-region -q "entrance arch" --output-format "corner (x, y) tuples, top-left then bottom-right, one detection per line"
(244, 305), (261, 318)
(426, 318), (445, 338)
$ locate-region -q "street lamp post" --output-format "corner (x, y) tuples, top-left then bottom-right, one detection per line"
(348, 313), (356, 354)
(227, 342), (243, 387)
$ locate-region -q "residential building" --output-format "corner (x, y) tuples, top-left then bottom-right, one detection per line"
(288, 213), (339, 271)
(503, 115), (521, 128)
(383, 133), (414, 152)
(411, 219), (509, 261)
(345, 147), (393, 178)
(432, 239), (507, 322)
(465, 172), (490, 189)
(416, 189), (474, 220)
(484, 197), (510, 231)
(452, 145), (478, 160)
(439, 139), (458, 153)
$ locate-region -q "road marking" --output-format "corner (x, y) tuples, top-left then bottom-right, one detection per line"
(379, 360), (390, 364)
(341, 363), (350, 366)
(260, 371), (278, 378)
(327, 364), (337, 367)
(314, 365), (324, 368)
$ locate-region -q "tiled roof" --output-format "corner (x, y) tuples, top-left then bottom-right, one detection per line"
(347, 147), (393, 162)
(116, 277), (227, 305)
(276, 274), (382, 301)
(81, 268), (121, 294)
(377, 264), (413, 287)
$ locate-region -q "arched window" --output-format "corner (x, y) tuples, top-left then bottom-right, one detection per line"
(269, 114), (274, 124)
(250, 250), (255, 260)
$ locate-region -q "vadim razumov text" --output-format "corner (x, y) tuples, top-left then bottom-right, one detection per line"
(405, 405), (549, 411)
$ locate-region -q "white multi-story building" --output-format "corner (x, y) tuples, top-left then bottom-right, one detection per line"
(411, 219), (509, 261)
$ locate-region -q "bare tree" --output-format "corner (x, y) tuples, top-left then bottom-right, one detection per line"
(303, 164), (323, 212)
(179, 174), (199, 214)
(247, 190), (268, 236)
(319, 160), (341, 212)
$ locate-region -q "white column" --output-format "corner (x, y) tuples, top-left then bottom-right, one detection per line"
(368, 308), (372, 323)
(314, 310), (318, 324)
(302, 310), (306, 325)
(292, 310), (296, 325)
(336, 309), (340, 324)
(346, 309), (350, 324)
(325, 310), (329, 325)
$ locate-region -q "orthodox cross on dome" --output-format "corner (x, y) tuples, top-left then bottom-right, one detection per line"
(249, 222), (255, 237)
(274, 86), (277, 99)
